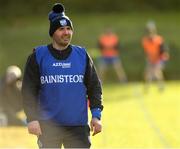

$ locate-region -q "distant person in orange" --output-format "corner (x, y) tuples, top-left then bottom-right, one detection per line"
(98, 28), (127, 83)
(142, 21), (169, 91)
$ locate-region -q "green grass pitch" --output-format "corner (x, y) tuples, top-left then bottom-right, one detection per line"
(0, 81), (179, 148)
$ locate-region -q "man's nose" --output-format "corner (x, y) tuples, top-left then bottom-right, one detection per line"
(63, 29), (70, 34)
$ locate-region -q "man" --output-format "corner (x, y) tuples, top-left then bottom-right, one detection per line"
(22, 3), (103, 149)
(0, 65), (23, 126)
(98, 28), (127, 83)
(142, 21), (169, 91)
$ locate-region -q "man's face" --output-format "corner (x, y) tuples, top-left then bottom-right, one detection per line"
(52, 26), (73, 48)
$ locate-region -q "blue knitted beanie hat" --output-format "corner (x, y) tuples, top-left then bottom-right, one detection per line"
(48, 3), (73, 36)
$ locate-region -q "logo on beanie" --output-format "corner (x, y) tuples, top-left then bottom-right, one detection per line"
(59, 19), (67, 26)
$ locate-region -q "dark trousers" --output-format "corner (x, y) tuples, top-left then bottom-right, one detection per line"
(38, 121), (91, 148)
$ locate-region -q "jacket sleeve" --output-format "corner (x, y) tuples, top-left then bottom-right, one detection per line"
(84, 53), (103, 113)
(22, 52), (40, 123)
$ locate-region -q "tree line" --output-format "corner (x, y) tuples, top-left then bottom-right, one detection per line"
(0, 0), (180, 17)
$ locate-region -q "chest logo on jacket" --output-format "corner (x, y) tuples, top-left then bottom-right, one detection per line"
(52, 62), (71, 68)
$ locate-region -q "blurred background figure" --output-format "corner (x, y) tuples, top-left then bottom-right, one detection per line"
(142, 21), (170, 91)
(97, 28), (127, 83)
(0, 65), (24, 126)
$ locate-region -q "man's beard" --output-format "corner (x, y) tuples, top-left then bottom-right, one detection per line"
(60, 42), (69, 47)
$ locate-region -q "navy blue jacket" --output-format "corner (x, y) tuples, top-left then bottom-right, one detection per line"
(22, 44), (103, 125)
